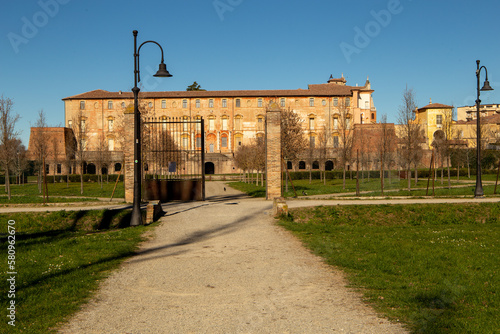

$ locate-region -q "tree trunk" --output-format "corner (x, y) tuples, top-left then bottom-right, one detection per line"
(407, 166), (411, 191)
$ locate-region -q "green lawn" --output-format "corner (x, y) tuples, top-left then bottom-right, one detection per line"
(278, 203), (500, 333)
(0, 181), (125, 204)
(0, 209), (151, 333)
(229, 175), (500, 198)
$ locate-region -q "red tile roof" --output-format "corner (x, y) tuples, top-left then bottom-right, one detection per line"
(417, 102), (453, 111)
(62, 83), (365, 101)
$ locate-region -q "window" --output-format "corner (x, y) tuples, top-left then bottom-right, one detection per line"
(108, 138), (114, 151)
(222, 117), (228, 131)
(182, 99), (188, 108)
(333, 136), (339, 148)
(236, 99), (241, 108)
(309, 98), (314, 107)
(122, 102), (126, 108)
(333, 117), (338, 130)
(196, 136), (202, 148)
(436, 114), (443, 125)
(195, 99), (200, 108)
(161, 100), (166, 108)
(80, 101), (85, 109)
(68, 120), (72, 128)
(209, 99), (214, 108)
(346, 117), (351, 129)
(221, 135), (228, 148)
(209, 118), (215, 131)
(257, 117), (264, 131)
(235, 134), (243, 146)
(183, 117), (188, 131)
(258, 98), (263, 107)
(108, 101), (113, 109)
(182, 136), (189, 148)
(309, 135), (315, 148)
(108, 118), (114, 131)
(280, 98), (285, 107)
(333, 97), (338, 106)
(222, 99), (227, 108)
(57, 164), (62, 174)
(162, 117), (167, 131)
(299, 161), (306, 169)
(309, 117), (315, 130)
(148, 102), (152, 108)
(322, 99), (326, 106)
(365, 101), (369, 109)
(371, 112), (375, 120)
(234, 116), (242, 131)
(81, 119), (86, 132)
(195, 116), (201, 131)
(360, 113), (364, 124)
(346, 97), (351, 107)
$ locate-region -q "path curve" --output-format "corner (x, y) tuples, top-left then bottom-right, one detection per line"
(58, 182), (407, 333)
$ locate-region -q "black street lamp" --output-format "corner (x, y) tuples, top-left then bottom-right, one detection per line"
(474, 59), (493, 198)
(131, 30), (172, 226)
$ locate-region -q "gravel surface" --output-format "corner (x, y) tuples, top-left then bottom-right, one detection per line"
(58, 182), (407, 333)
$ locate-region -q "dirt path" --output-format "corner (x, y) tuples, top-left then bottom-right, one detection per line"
(58, 182), (407, 333)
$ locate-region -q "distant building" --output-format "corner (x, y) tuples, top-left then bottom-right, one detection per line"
(457, 104), (500, 122)
(414, 99), (454, 149)
(60, 75), (377, 174)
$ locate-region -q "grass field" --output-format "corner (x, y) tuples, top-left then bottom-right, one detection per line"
(0, 181), (125, 204)
(0, 209), (151, 333)
(229, 175), (500, 198)
(278, 203), (500, 333)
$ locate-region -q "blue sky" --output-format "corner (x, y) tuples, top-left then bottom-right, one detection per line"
(2, 0), (500, 146)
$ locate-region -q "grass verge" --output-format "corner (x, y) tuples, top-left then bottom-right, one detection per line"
(0, 209), (152, 333)
(278, 203), (500, 333)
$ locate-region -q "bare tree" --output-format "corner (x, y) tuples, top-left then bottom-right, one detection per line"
(71, 109), (87, 194)
(376, 115), (396, 195)
(281, 107), (307, 190)
(0, 96), (20, 200)
(397, 88), (423, 191)
(13, 139), (28, 185)
(337, 101), (355, 190)
(31, 110), (49, 193)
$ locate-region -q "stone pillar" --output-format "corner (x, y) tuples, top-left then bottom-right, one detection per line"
(266, 102), (282, 200)
(124, 108), (134, 203)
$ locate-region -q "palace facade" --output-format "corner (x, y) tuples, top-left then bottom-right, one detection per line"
(61, 75), (377, 174)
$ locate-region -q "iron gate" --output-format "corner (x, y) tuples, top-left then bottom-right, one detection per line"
(142, 117), (205, 202)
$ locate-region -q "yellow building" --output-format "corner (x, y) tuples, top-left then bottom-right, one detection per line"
(62, 75), (376, 174)
(414, 99), (454, 149)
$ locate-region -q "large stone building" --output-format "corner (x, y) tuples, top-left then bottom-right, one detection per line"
(61, 75), (377, 174)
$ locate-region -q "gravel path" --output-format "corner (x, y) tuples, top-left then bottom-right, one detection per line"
(58, 182), (407, 333)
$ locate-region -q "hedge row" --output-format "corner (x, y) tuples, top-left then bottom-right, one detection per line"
(36, 174), (124, 183)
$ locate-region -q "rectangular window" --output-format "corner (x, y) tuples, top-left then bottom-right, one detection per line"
(182, 137), (189, 148)
(57, 164), (62, 174)
(333, 97), (338, 106)
(235, 117), (241, 131)
(222, 118), (228, 131)
(257, 117), (264, 131)
(222, 99), (227, 108)
(333, 136), (339, 148)
(108, 138), (114, 151)
(80, 101), (85, 109)
(209, 118), (215, 131)
(309, 98), (314, 107)
(183, 120), (188, 131)
(333, 118), (338, 130)
(236, 99), (241, 108)
(309, 118), (314, 130)
(108, 119), (113, 131)
(161, 100), (166, 108)
(280, 98), (285, 107)
(209, 99), (214, 108)
(346, 97), (351, 107)
(81, 119), (86, 131)
(182, 99), (188, 108)
(221, 136), (228, 148)
(258, 98), (263, 107)
(196, 99), (200, 108)
(310, 136), (315, 148)
(108, 101), (113, 109)
(346, 118), (351, 129)
(436, 114), (443, 125)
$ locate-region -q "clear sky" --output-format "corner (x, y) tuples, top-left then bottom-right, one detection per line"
(2, 0), (500, 146)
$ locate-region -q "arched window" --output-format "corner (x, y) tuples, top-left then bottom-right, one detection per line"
(299, 161), (306, 169)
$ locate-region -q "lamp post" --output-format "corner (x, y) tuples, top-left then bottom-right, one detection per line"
(130, 30), (172, 226)
(474, 59), (493, 198)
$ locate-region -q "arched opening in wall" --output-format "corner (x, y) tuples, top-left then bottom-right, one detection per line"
(287, 161), (292, 170)
(325, 160), (334, 171)
(114, 163), (122, 172)
(102, 166), (108, 175)
(312, 161), (319, 169)
(87, 163), (96, 175)
(299, 161), (306, 170)
(205, 162), (215, 174)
